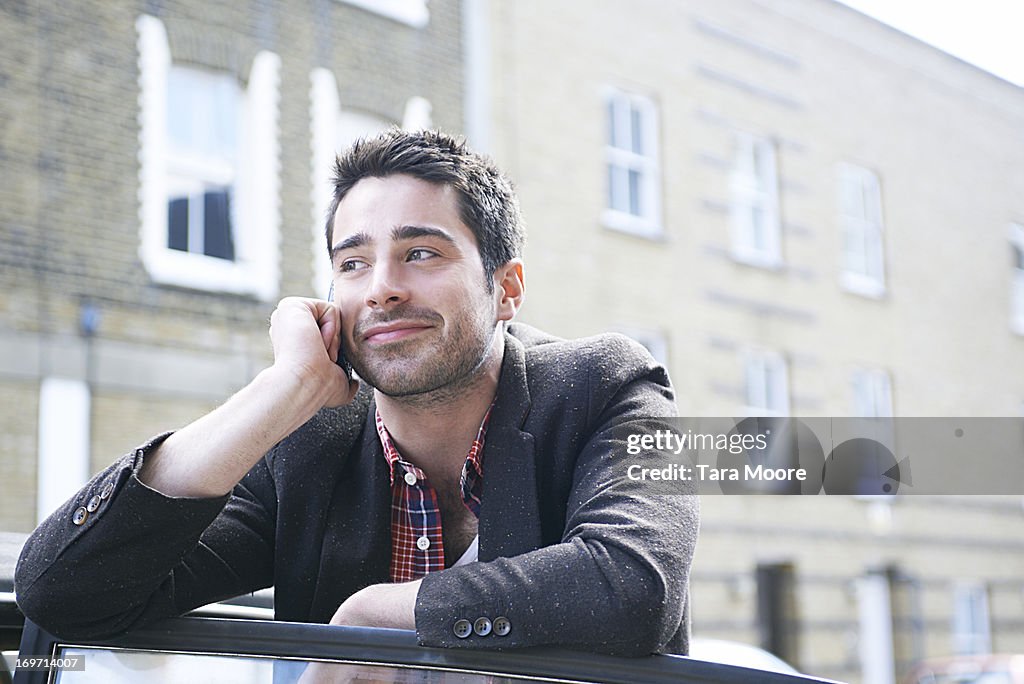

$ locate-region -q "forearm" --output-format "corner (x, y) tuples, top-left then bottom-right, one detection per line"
(140, 366), (332, 498)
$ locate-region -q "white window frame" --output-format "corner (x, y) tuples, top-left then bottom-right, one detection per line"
(1009, 223), (1024, 334)
(137, 15), (281, 301)
(332, 0), (429, 28)
(309, 68), (426, 297)
(851, 368), (893, 417)
(730, 133), (781, 268)
(952, 582), (992, 655)
(601, 88), (662, 239)
(839, 164), (886, 298)
(742, 349), (789, 416)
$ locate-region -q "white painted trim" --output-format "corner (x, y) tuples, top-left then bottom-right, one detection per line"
(462, 0), (491, 152)
(857, 573), (895, 684)
(402, 95), (433, 131)
(37, 377), (91, 523)
(137, 15), (281, 301)
(310, 68), (342, 299)
(332, 0), (428, 28)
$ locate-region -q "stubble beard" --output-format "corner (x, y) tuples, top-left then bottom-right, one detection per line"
(349, 301), (500, 407)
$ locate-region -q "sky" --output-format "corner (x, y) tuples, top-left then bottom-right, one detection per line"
(836, 0), (1024, 87)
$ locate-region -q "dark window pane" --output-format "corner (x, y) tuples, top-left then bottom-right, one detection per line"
(168, 197), (189, 251)
(204, 189), (234, 261)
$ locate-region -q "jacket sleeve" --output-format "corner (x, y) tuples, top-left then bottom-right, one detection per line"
(414, 335), (699, 656)
(14, 432), (278, 640)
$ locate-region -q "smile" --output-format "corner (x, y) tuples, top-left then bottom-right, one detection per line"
(361, 322), (434, 344)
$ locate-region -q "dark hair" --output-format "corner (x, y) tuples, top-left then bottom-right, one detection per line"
(325, 128), (524, 291)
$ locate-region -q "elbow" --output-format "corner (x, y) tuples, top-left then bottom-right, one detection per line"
(590, 541), (689, 656)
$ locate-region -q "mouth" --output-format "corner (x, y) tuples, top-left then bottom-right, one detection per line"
(361, 321), (435, 345)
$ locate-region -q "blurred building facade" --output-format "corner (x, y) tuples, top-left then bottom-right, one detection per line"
(0, 0), (462, 527)
(467, 0), (1024, 682)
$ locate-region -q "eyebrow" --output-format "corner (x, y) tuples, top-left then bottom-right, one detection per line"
(330, 224), (459, 261)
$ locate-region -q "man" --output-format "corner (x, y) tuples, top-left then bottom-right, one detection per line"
(16, 129), (698, 655)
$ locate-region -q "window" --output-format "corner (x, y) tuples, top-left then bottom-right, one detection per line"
(743, 349), (788, 416)
(332, 0), (428, 28)
(602, 89), (661, 237)
(166, 67), (240, 261)
(1009, 223), (1024, 333)
(952, 582), (991, 655)
(851, 368), (893, 417)
(309, 69), (428, 297)
(839, 164), (886, 297)
(137, 15), (281, 300)
(730, 133), (781, 267)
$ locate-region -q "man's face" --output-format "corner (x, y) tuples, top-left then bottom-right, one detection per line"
(329, 174), (501, 398)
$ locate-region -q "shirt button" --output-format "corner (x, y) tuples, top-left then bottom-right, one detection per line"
(404, 471), (418, 486)
(416, 536), (430, 551)
(493, 616), (511, 636)
(453, 619), (472, 639)
(86, 495), (101, 513)
(72, 507), (89, 526)
(100, 481), (114, 500)
(473, 617), (492, 637)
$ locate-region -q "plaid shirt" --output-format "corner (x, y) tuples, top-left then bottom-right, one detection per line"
(375, 404), (491, 583)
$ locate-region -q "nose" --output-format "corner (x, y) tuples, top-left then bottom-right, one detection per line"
(365, 260), (409, 309)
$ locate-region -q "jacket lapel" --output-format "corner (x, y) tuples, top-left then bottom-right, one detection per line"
(478, 331), (543, 561)
(309, 396), (392, 621)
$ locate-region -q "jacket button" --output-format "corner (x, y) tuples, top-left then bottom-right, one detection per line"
(473, 617), (492, 636)
(72, 507), (88, 526)
(452, 619), (472, 639)
(493, 616), (511, 636)
(100, 481), (114, 500)
(86, 495), (102, 513)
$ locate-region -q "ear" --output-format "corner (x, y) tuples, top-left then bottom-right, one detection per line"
(493, 259), (524, 322)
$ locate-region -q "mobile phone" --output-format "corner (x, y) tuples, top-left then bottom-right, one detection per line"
(327, 283), (353, 379)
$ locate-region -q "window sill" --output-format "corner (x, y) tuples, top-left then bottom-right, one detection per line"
(840, 272), (887, 300)
(331, 0), (428, 28)
(601, 209), (664, 241)
(142, 248), (277, 300)
(730, 249), (784, 271)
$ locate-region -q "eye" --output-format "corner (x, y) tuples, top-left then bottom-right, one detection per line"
(338, 258), (369, 273)
(406, 248), (437, 262)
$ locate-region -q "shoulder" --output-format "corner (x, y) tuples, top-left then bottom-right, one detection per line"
(506, 322), (675, 416)
(509, 322), (666, 386)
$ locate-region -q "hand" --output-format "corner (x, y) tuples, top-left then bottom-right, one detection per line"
(269, 297), (358, 408)
(329, 580), (420, 629)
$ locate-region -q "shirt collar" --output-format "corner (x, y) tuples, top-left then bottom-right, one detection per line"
(375, 402), (494, 486)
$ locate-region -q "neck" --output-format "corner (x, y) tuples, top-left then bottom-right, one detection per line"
(374, 327), (505, 473)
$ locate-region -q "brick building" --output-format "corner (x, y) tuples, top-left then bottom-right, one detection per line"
(0, 0), (462, 530)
